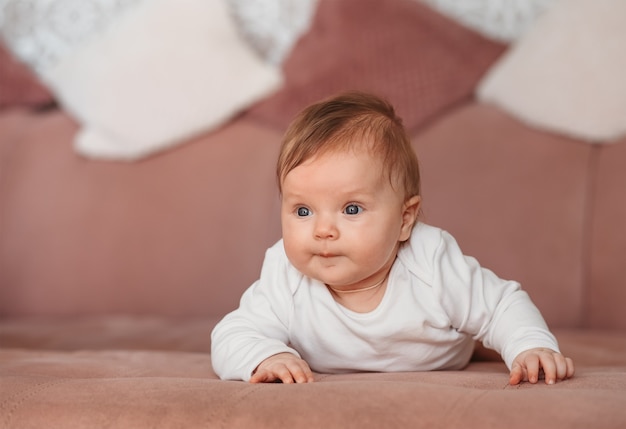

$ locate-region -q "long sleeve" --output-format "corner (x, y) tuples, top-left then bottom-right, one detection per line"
(410, 225), (559, 369)
(210, 241), (300, 381)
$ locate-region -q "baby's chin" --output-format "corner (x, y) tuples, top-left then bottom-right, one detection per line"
(311, 272), (369, 291)
(290, 255), (369, 286)
(303, 271), (345, 287)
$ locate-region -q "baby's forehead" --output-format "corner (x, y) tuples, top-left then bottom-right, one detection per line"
(291, 149), (404, 194)
(299, 146), (384, 170)
(282, 151), (399, 199)
(278, 136), (399, 189)
(310, 139), (382, 161)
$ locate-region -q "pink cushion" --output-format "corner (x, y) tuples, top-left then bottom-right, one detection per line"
(246, 0), (506, 132)
(0, 41), (53, 110)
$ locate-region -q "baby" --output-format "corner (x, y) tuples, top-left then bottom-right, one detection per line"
(211, 91), (574, 385)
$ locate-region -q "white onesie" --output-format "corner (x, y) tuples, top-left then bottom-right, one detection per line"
(211, 223), (559, 381)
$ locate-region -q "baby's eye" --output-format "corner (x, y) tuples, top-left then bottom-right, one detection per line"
(344, 204), (363, 215)
(296, 207), (311, 217)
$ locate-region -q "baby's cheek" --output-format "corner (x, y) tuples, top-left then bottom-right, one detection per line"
(283, 242), (309, 271)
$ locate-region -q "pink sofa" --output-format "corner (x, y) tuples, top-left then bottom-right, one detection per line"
(1, 1), (625, 428)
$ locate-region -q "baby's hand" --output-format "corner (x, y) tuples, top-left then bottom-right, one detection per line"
(509, 348), (574, 385)
(250, 352), (314, 384)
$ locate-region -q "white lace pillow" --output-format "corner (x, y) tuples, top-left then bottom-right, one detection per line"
(226, 0), (318, 65)
(0, 0), (283, 160)
(418, 0), (554, 42)
(477, 0), (626, 143)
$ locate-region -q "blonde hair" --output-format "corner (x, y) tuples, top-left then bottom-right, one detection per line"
(277, 91), (420, 201)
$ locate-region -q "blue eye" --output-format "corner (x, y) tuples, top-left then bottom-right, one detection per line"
(296, 207), (311, 217)
(344, 204), (363, 215)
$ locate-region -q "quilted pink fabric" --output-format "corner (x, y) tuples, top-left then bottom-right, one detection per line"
(246, 0), (506, 132)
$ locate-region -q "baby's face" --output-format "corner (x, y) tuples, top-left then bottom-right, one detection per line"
(280, 149), (412, 291)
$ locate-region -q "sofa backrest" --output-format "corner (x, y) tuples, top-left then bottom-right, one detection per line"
(413, 102), (626, 331)
(0, 110), (283, 319)
(1, 103), (625, 331)
(586, 140), (626, 329)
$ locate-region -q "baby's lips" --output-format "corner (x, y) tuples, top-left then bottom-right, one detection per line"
(317, 251), (343, 259)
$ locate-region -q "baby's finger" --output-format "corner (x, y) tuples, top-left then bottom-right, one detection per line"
(250, 368), (277, 383)
(289, 361), (314, 384)
(275, 365), (298, 384)
(251, 365), (294, 384)
(553, 353), (569, 381)
(524, 354), (541, 384)
(509, 362), (525, 385)
(565, 357), (575, 379)
(301, 364), (315, 383)
(539, 353), (557, 384)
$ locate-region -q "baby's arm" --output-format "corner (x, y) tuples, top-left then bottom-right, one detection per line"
(509, 348), (575, 385)
(211, 305), (296, 382)
(426, 229), (574, 384)
(211, 242), (310, 382)
(250, 352), (314, 384)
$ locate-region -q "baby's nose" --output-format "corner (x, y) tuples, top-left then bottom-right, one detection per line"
(314, 215), (339, 240)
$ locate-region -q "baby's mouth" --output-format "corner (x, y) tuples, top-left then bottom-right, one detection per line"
(318, 251), (338, 258)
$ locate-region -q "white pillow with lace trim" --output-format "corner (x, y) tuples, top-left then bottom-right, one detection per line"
(0, 0), (283, 160)
(225, 0), (318, 65)
(417, 0), (554, 42)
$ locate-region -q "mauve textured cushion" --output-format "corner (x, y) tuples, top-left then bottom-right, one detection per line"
(412, 103), (593, 328)
(1, 318), (625, 429)
(245, 0), (506, 132)
(0, 41), (53, 109)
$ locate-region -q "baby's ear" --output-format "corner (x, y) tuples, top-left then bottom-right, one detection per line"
(399, 196), (421, 242)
